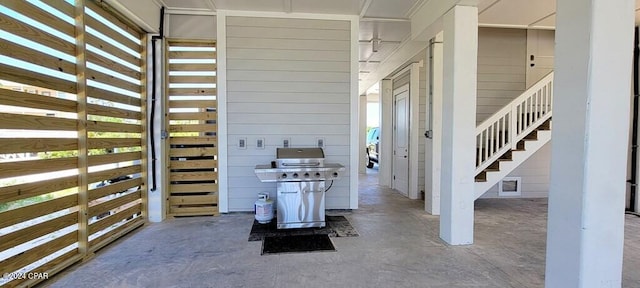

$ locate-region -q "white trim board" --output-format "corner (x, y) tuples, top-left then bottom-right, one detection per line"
(350, 17), (360, 209)
(218, 9), (358, 21)
(216, 11), (229, 213)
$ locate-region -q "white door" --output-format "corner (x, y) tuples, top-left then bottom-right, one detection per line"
(393, 85), (410, 196)
(526, 29), (555, 88)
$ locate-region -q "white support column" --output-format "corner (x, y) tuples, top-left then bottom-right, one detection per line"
(545, 0), (635, 286)
(359, 94), (368, 174)
(426, 32), (444, 215)
(440, 5), (477, 245)
(409, 63), (422, 200)
(216, 11), (229, 213)
(147, 35), (165, 222)
(380, 79), (394, 187)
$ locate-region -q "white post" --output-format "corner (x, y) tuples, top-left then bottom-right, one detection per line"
(359, 94), (368, 174)
(409, 63), (422, 199)
(216, 11), (229, 213)
(440, 5), (477, 245)
(545, 0), (635, 286)
(147, 35), (165, 222)
(426, 33), (444, 215)
(380, 79), (394, 187)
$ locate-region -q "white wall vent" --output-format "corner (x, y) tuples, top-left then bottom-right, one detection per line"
(498, 177), (522, 197)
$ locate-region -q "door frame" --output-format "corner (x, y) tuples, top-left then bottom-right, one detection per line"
(381, 62), (421, 200)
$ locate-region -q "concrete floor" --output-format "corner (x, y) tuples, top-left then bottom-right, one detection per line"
(43, 169), (640, 288)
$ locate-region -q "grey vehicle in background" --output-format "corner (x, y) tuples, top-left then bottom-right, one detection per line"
(366, 127), (379, 168)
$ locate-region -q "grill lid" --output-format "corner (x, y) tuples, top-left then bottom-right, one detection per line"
(276, 148), (324, 160)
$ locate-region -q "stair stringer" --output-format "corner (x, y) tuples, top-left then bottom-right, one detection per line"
(474, 130), (552, 199)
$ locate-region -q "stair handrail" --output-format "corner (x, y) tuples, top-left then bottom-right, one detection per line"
(475, 72), (554, 175)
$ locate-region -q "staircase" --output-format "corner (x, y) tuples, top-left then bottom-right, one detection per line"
(474, 72), (554, 199)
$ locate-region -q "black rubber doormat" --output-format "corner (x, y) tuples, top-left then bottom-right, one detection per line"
(248, 215), (359, 241)
(262, 234), (336, 255)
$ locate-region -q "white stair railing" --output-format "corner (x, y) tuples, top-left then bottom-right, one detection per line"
(475, 72), (554, 175)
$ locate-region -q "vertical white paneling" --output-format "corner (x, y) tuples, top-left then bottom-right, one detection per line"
(476, 28), (527, 124)
(226, 16), (353, 211)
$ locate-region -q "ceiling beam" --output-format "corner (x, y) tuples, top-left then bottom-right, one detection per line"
(411, 0), (474, 40)
(478, 23), (555, 30)
(360, 0), (373, 18)
(207, 0), (217, 10)
(530, 11), (556, 27)
(283, 0), (292, 13)
(406, 0), (428, 18)
(359, 40), (402, 44)
(358, 37), (427, 95)
(104, 0), (162, 33)
(478, 0), (500, 15)
(165, 8), (217, 16)
(360, 16), (410, 22)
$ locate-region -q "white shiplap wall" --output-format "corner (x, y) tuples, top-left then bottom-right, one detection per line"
(226, 16), (352, 211)
(476, 28), (527, 124)
(168, 14), (217, 39)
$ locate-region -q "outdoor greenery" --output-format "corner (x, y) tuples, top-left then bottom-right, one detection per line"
(1, 100), (140, 213)
(0, 194), (54, 213)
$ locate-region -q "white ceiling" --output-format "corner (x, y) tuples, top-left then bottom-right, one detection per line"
(155, 0), (640, 91)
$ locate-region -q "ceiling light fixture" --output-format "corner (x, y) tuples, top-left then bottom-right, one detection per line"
(371, 38), (381, 52)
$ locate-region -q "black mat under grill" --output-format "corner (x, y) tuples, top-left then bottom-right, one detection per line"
(261, 234), (336, 255)
(248, 215), (359, 241)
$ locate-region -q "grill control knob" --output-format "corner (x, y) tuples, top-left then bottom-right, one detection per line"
(293, 173), (299, 178)
(304, 173), (310, 178)
(333, 172), (339, 178)
(281, 173), (287, 179)
(315, 172), (321, 178)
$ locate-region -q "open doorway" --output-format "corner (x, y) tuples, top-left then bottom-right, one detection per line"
(365, 83), (381, 173)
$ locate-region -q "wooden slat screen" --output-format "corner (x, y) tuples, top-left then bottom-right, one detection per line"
(0, 1), (146, 286)
(83, 0), (146, 254)
(166, 40), (218, 216)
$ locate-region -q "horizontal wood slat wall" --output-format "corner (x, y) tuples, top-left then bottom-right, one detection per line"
(166, 39), (218, 216)
(0, 1), (146, 286)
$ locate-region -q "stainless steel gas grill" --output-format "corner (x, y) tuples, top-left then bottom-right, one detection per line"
(254, 148), (345, 229)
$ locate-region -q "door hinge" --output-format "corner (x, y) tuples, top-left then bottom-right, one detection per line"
(161, 130), (169, 139)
